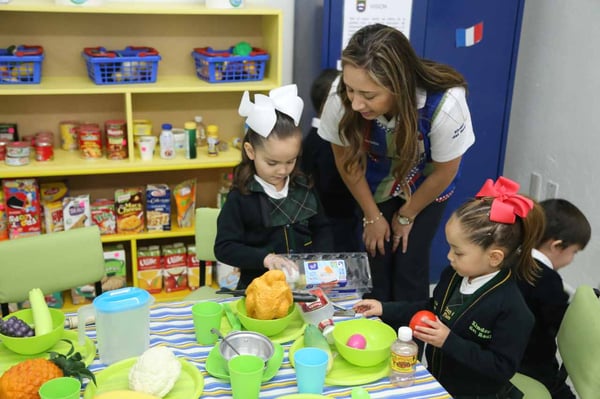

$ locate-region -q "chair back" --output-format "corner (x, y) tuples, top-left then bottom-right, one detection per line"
(0, 226), (105, 315)
(194, 207), (220, 261)
(557, 285), (600, 399)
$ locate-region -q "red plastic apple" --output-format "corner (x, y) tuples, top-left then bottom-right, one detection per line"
(409, 310), (436, 331)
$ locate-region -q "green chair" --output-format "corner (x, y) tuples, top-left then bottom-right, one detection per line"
(184, 207), (231, 301)
(557, 285), (600, 399)
(0, 226), (106, 316)
(510, 372), (551, 399)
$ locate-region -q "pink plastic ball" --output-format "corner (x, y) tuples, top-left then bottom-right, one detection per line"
(346, 333), (367, 349)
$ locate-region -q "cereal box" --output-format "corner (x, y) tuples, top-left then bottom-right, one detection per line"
(40, 181), (69, 234)
(146, 184), (171, 231)
(115, 187), (144, 234)
(163, 243), (187, 293)
(2, 178), (42, 239)
(0, 190), (8, 241)
(63, 195), (92, 230)
(137, 245), (162, 293)
(91, 199), (116, 235)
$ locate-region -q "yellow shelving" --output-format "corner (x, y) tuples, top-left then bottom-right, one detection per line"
(0, 2), (282, 306)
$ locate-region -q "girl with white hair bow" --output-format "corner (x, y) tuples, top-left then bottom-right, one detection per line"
(214, 84), (333, 289)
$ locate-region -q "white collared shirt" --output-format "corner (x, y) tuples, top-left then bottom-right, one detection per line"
(460, 271), (501, 295)
(253, 175), (289, 199)
(532, 248), (555, 270)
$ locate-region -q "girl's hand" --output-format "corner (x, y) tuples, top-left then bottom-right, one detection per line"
(391, 222), (413, 253)
(353, 299), (383, 317)
(263, 254), (299, 278)
(412, 316), (450, 348)
(362, 217), (390, 257)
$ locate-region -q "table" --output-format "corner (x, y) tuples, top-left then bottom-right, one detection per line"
(84, 297), (452, 399)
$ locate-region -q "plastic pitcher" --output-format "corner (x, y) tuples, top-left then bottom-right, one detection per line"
(78, 287), (154, 365)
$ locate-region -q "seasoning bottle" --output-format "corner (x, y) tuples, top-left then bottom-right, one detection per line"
(194, 115), (207, 147)
(206, 124), (219, 156)
(390, 326), (418, 387)
(184, 121), (197, 159)
(159, 123), (175, 160)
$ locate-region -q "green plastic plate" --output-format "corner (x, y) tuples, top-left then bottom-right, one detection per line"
(289, 337), (389, 386)
(205, 342), (284, 381)
(83, 356), (203, 399)
(0, 330), (96, 376)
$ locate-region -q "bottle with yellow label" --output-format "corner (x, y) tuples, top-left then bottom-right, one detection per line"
(206, 124), (219, 156)
(390, 326), (418, 387)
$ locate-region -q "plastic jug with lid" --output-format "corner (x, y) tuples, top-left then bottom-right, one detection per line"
(78, 287), (154, 365)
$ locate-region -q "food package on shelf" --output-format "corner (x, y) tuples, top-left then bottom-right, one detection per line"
(40, 181), (69, 234)
(115, 187), (144, 234)
(146, 184), (171, 231)
(137, 245), (162, 293)
(162, 243), (187, 293)
(174, 179), (196, 228)
(187, 244), (200, 290)
(62, 194), (92, 230)
(91, 198), (116, 235)
(2, 178), (42, 239)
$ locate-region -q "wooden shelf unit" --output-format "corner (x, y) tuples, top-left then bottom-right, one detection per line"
(0, 1), (282, 306)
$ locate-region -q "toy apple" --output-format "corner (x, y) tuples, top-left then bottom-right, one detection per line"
(409, 310), (436, 331)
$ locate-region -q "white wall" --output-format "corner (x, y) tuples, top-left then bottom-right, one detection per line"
(505, 0), (600, 289)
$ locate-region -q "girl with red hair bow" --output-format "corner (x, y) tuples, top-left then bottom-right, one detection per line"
(354, 176), (545, 399)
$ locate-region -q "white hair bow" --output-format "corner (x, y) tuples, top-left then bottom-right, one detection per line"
(238, 84), (304, 138)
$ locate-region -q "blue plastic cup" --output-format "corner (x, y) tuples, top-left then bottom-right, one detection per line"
(293, 347), (329, 394)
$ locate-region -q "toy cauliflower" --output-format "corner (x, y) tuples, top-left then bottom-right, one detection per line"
(245, 270), (293, 320)
(129, 346), (181, 398)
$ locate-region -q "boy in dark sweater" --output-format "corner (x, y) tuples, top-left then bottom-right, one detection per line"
(518, 199), (591, 399)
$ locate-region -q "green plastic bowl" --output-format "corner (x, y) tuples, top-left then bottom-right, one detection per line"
(332, 318), (396, 367)
(235, 298), (297, 336)
(0, 308), (65, 355)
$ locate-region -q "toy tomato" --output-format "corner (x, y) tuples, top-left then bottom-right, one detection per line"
(409, 310), (436, 331)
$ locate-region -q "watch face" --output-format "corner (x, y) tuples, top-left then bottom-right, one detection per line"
(398, 216), (412, 225)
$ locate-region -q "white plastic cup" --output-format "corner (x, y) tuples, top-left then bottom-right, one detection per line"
(137, 136), (157, 161)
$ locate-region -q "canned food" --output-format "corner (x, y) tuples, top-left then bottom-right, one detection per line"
(5, 155), (30, 166)
(35, 130), (54, 145)
(60, 120), (80, 151)
(78, 123), (103, 159)
(105, 119), (127, 160)
(6, 141), (31, 158)
(35, 141), (54, 161)
(0, 140), (7, 161)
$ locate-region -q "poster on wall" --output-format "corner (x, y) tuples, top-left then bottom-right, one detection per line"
(341, 0), (413, 50)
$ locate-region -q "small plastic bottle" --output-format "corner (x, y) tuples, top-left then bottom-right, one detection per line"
(390, 326), (418, 387)
(194, 115), (207, 147)
(159, 123), (175, 159)
(206, 124), (219, 156)
(184, 121), (197, 159)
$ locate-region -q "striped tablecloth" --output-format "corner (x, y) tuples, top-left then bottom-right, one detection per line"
(85, 297), (452, 399)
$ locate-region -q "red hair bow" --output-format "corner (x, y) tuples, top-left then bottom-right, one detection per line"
(475, 176), (533, 224)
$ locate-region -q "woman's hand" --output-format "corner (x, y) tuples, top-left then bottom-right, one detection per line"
(362, 217), (390, 257)
(353, 299), (383, 317)
(391, 214), (414, 253)
(412, 316), (450, 348)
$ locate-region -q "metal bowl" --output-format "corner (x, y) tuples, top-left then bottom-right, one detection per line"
(218, 330), (275, 364)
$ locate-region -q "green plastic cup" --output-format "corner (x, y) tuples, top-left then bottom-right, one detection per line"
(38, 377), (81, 399)
(192, 301), (223, 345)
(228, 354), (265, 399)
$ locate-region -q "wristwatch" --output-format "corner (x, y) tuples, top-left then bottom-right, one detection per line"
(397, 214), (413, 225)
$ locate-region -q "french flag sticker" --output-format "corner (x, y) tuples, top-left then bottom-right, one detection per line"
(456, 21), (484, 48)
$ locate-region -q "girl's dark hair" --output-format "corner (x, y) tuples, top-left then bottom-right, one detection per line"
(453, 196), (545, 284)
(539, 199), (591, 249)
(338, 23), (467, 197)
(232, 111), (303, 194)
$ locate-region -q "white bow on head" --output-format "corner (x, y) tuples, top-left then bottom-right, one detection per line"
(238, 84), (304, 138)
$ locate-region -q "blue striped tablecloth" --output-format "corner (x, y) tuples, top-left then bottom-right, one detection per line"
(84, 297), (452, 399)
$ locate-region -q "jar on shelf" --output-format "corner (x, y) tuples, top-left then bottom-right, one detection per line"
(207, 124), (219, 156)
(105, 119), (127, 160)
(78, 123), (103, 159)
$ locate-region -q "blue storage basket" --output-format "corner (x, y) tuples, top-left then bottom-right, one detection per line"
(83, 46), (161, 85)
(0, 45), (44, 84)
(192, 47), (269, 83)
